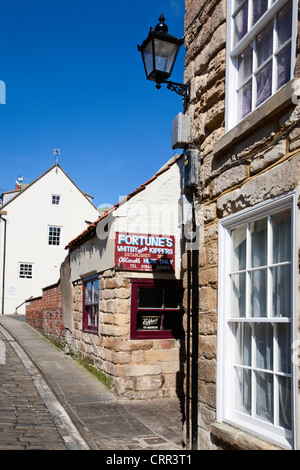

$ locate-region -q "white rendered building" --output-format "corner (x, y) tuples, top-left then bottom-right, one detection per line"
(0, 164), (100, 314)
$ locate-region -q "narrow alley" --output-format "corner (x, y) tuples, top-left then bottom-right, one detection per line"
(0, 315), (185, 452)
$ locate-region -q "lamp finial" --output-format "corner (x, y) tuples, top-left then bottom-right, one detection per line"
(155, 14), (168, 33)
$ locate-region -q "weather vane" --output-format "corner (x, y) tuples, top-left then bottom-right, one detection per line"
(53, 148), (61, 165)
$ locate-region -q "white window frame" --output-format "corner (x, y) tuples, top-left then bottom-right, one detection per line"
(48, 225), (62, 246)
(225, 0), (298, 132)
(217, 192), (297, 449)
(18, 262), (34, 279)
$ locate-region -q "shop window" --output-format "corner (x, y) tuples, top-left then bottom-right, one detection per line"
(130, 279), (183, 339)
(82, 277), (99, 334)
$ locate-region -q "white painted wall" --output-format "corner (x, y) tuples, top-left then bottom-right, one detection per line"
(0, 165), (100, 314)
(69, 156), (184, 281)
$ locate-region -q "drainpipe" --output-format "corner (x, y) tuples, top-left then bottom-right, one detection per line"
(0, 211), (7, 315)
(191, 193), (199, 451)
(183, 149), (200, 450)
(186, 247), (191, 449)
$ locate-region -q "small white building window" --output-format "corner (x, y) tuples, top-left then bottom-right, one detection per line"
(18, 263), (33, 279)
(51, 194), (61, 205)
(226, 0), (297, 131)
(48, 226), (61, 246)
(217, 193), (296, 449)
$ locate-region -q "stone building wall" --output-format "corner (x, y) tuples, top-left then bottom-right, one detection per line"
(184, 0), (300, 450)
(71, 269), (184, 400)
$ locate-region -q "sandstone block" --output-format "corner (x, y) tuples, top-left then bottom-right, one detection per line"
(199, 312), (217, 335)
(114, 313), (129, 327)
(106, 299), (117, 313)
(146, 349), (179, 362)
(116, 287), (130, 299)
(199, 335), (217, 360)
(135, 375), (163, 391)
(250, 139), (286, 174)
(199, 267), (218, 286)
(217, 154), (300, 217)
(161, 361), (180, 374)
(211, 164), (247, 197)
(194, 23), (226, 75)
(207, 243), (218, 265)
(131, 350), (147, 363)
(115, 276), (130, 288)
(116, 363), (162, 377)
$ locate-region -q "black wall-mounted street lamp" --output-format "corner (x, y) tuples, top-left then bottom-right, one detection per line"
(138, 14), (190, 101)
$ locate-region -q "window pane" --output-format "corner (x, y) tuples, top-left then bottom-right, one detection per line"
(234, 0), (245, 10)
(85, 282), (92, 304)
(92, 280), (99, 304)
(252, 0), (268, 26)
(137, 313), (162, 331)
(272, 209), (291, 263)
(87, 305), (97, 327)
(277, 323), (291, 374)
(164, 288), (182, 309)
(255, 323), (273, 370)
(236, 323), (251, 366)
(238, 43), (253, 85)
(231, 225), (247, 271)
(277, 43), (291, 89)
(272, 265), (291, 317)
(255, 371), (273, 423)
(138, 288), (163, 308)
(277, 1), (292, 48)
(250, 218), (267, 267)
(231, 273), (246, 317)
(256, 21), (273, 68)
(163, 312), (184, 336)
(256, 61), (272, 106)
(250, 269), (267, 317)
(278, 376), (292, 429)
(238, 81), (252, 120)
(235, 367), (251, 414)
(234, 2), (248, 45)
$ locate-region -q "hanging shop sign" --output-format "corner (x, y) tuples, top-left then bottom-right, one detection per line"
(115, 232), (175, 272)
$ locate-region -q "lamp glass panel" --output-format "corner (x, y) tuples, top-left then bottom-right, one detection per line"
(153, 39), (178, 73)
(142, 40), (154, 77)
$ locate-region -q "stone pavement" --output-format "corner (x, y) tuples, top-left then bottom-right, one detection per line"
(0, 315), (185, 451)
(0, 329), (69, 450)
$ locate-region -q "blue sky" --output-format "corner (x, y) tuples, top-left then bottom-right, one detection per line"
(0, 0), (186, 209)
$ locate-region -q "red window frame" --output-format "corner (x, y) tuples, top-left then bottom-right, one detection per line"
(82, 276), (99, 334)
(130, 278), (183, 340)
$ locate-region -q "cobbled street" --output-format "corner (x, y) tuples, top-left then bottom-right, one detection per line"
(0, 330), (67, 450)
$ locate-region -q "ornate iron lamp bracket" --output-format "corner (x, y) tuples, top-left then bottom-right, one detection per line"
(156, 80), (190, 101)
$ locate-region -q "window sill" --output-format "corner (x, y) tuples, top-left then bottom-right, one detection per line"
(82, 327), (98, 335)
(131, 331), (177, 340)
(211, 422), (284, 450)
(213, 79), (300, 158)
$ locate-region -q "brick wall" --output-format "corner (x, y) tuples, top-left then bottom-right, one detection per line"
(26, 282), (65, 345)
